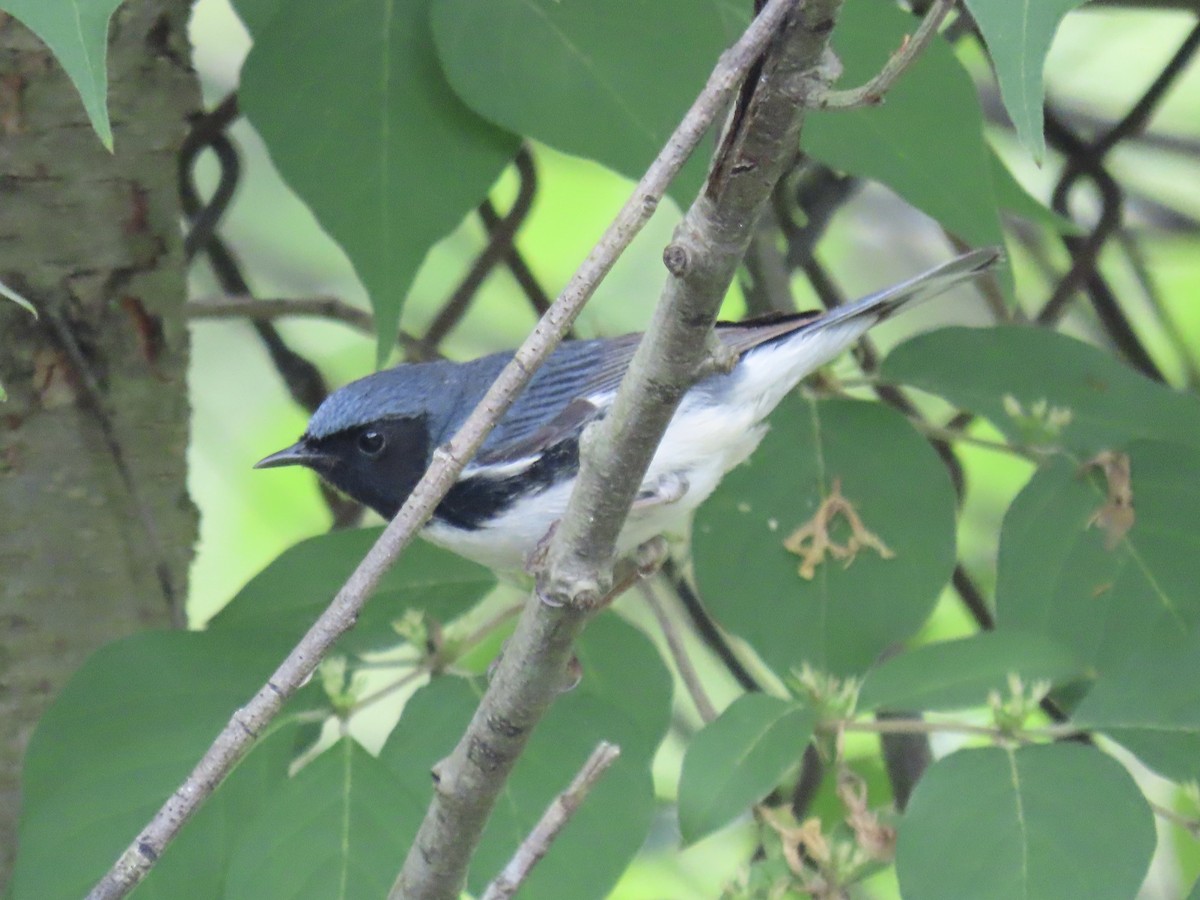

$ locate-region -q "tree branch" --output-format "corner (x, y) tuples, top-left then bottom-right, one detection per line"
(479, 742), (621, 900)
(85, 2), (808, 897)
(186, 293), (373, 332)
(639, 581), (718, 723)
(814, 0), (954, 109)
(185, 293), (429, 359)
(391, 2), (847, 896)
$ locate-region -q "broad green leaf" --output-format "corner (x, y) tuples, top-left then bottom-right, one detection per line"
(427, 0), (734, 206)
(859, 631), (1084, 713)
(430, 0), (738, 206)
(694, 397), (957, 677)
(678, 694), (814, 845)
(380, 615), (672, 900)
(997, 443), (1200, 673)
(207, 528), (496, 656)
(234, 0), (520, 363)
(0, 0), (123, 149)
(883, 326), (1200, 454)
(1075, 632), (1200, 783)
(133, 725), (298, 900)
(898, 744), (1155, 900)
(963, 0), (1087, 163)
(224, 738), (420, 899)
(12, 631), (295, 899)
(228, 0), (282, 34)
(805, 1), (1007, 269)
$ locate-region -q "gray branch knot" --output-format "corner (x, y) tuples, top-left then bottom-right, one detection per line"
(662, 243), (690, 277)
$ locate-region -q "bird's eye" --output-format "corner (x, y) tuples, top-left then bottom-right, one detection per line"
(357, 429), (385, 456)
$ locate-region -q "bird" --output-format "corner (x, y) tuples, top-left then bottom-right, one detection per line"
(256, 247), (1000, 573)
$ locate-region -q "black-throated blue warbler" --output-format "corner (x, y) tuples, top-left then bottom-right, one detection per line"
(257, 248), (999, 572)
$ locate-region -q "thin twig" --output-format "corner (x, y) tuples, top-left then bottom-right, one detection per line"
(834, 717), (1082, 742)
(479, 742), (622, 900)
(667, 563), (763, 694)
(952, 564), (996, 632)
(186, 294), (373, 331)
(85, 3), (805, 896)
(814, 0), (954, 109)
(639, 581), (718, 723)
(185, 294), (427, 358)
(345, 602), (523, 717)
(1149, 799), (1200, 838)
(905, 418), (1042, 461)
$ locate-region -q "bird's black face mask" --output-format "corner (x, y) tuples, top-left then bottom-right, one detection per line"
(256, 416), (430, 520)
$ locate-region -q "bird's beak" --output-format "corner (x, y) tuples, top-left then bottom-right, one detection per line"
(254, 440), (330, 470)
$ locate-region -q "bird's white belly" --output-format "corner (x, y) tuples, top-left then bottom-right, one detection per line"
(422, 392), (769, 573)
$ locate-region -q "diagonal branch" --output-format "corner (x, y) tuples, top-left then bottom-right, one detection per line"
(84, 2), (807, 897)
(391, 2), (847, 897)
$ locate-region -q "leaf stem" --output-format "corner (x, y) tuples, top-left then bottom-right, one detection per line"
(813, 0), (955, 109)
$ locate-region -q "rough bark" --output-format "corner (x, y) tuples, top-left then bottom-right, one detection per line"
(0, 1), (199, 886)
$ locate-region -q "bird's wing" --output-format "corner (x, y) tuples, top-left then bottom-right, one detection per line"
(474, 334), (641, 468)
(471, 246), (1001, 472)
(472, 317), (819, 469)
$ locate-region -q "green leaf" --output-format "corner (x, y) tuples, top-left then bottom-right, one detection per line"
(678, 694), (814, 845)
(897, 744), (1155, 900)
(963, 0), (1087, 163)
(233, 0), (520, 364)
(224, 738), (420, 899)
(883, 326), (1200, 454)
(133, 725), (298, 900)
(228, 0), (282, 34)
(12, 631), (294, 899)
(1075, 632), (1200, 783)
(0, 0), (123, 149)
(380, 615), (673, 900)
(804, 1), (1007, 271)
(859, 631), (1084, 713)
(694, 397), (957, 677)
(988, 148), (1079, 234)
(997, 443), (1200, 673)
(207, 528), (496, 656)
(430, 0), (738, 206)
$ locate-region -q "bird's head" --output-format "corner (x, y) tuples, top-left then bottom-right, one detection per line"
(255, 366), (453, 519)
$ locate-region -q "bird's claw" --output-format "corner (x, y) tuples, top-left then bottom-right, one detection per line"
(632, 472), (689, 511)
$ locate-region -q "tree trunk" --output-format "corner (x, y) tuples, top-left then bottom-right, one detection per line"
(0, 1), (199, 886)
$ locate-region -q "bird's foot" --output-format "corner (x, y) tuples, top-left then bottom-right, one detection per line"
(632, 472), (689, 511)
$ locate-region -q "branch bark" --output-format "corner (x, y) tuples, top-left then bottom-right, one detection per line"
(391, 2), (845, 897)
(84, 1), (803, 896)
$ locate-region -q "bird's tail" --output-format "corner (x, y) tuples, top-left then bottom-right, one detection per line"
(817, 246), (1002, 329)
(720, 247), (1003, 417)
